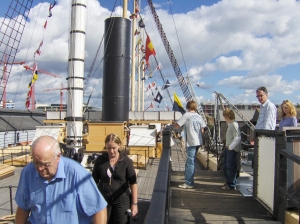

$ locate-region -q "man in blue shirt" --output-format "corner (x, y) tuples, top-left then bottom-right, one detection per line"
(255, 86), (277, 130)
(15, 136), (107, 224)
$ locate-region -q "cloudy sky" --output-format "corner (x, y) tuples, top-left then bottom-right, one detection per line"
(1, 0), (300, 111)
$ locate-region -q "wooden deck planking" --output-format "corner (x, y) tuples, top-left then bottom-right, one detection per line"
(169, 170), (280, 224)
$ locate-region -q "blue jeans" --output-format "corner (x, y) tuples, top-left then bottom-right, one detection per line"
(223, 148), (227, 177)
(225, 148), (238, 189)
(185, 146), (197, 186)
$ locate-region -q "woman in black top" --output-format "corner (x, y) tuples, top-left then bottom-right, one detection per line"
(92, 134), (138, 223)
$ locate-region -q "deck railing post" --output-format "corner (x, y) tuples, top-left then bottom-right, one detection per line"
(144, 126), (172, 224)
(9, 185), (13, 214)
(162, 126), (171, 149)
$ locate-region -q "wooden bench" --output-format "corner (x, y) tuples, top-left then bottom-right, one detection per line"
(3, 155), (31, 167)
(0, 164), (15, 180)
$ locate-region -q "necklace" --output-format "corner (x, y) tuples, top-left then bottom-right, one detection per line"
(109, 154), (119, 164)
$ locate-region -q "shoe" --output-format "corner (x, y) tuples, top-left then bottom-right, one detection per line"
(222, 186), (236, 190)
(178, 183), (194, 189)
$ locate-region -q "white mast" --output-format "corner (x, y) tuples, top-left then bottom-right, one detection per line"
(130, 1), (136, 111)
(142, 62), (145, 111)
(137, 31), (141, 111)
(66, 0), (86, 155)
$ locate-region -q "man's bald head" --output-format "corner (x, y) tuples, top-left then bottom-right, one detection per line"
(31, 136), (61, 182)
(32, 136), (61, 156)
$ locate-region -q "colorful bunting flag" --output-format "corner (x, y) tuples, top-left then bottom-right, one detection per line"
(138, 18), (145, 28)
(28, 64), (38, 88)
(145, 35), (156, 65)
(25, 87), (33, 109)
(135, 38), (142, 50)
(34, 41), (43, 58)
(154, 91), (163, 103)
(146, 102), (154, 111)
(161, 79), (170, 90)
(134, 29), (140, 35)
(141, 74), (148, 81)
(141, 45), (145, 53)
(173, 92), (185, 114)
(48, 0), (57, 17)
(156, 63), (162, 71)
(135, 2), (140, 13)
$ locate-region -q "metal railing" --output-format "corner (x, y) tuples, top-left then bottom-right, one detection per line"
(144, 126), (172, 224)
(1, 146), (31, 165)
(273, 131), (300, 223)
(0, 185), (17, 215)
(252, 128), (300, 222)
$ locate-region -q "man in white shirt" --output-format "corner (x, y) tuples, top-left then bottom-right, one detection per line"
(255, 86), (277, 130)
(247, 87), (277, 193)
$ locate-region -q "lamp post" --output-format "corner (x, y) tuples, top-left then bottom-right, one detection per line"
(24, 131), (28, 145)
(3, 132), (8, 161)
(4, 132), (8, 148)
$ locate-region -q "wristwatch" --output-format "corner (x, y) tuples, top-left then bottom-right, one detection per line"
(132, 202), (138, 205)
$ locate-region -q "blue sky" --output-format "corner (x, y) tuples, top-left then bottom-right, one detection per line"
(1, 0), (300, 110)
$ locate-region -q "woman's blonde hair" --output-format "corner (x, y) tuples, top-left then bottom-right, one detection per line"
(280, 100), (297, 118)
(103, 134), (123, 149)
(223, 108), (235, 120)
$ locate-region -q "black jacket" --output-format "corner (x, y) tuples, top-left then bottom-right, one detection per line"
(92, 150), (137, 200)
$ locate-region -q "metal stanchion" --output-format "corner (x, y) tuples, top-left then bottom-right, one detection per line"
(9, 185), (13, 214)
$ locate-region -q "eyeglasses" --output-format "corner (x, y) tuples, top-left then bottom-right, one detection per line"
(256, 94), (265, 98)
(33, 155), (57, 168)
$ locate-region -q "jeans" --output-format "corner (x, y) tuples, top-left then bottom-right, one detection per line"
(185, 146), (198, 186)
(225, 148), (238, 189)
(223, 147), (227, 177)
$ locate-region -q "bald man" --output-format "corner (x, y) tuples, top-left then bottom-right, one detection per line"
(15, 136), (107, 224)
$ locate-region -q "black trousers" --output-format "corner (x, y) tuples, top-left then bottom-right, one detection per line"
(106, 192), (130, 224)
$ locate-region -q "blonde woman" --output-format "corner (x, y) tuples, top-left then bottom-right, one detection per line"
(279, 100), (297, 131)
(92, 134), (138, 223)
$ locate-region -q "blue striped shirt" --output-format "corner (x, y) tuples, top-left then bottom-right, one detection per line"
(255, 99), (277, 130)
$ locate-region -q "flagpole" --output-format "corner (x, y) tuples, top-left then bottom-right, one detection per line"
(142, 60), (145, 111)
(123, 0), (128, 18)
(130, 1), (136, 111)
(137, 29), (141, 111)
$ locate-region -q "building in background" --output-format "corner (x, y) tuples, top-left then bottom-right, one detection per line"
(201, 102), (265, 117)
(0, 100), (15, 109)
(35, 103), (100, 112)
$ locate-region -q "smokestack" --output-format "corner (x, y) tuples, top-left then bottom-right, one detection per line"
(102, 17), (131, 122)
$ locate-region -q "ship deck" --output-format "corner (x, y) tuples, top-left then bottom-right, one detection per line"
(0, 142), (279, 223)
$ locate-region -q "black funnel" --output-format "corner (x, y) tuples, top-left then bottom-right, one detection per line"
(102, 17), (131, 122)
